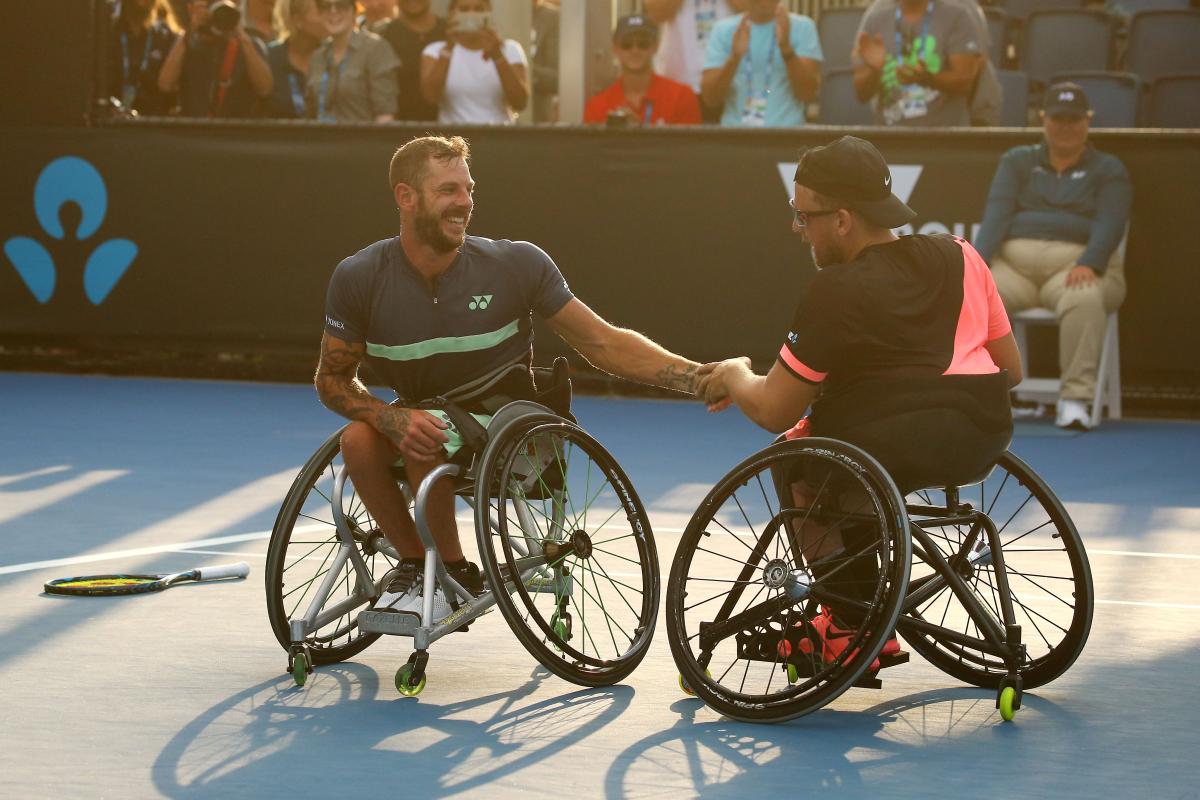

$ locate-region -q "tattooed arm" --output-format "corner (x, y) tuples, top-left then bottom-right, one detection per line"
(545, 299), (704, 395)
(314, 333), (448, 460)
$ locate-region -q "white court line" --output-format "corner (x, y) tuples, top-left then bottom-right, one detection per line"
(1096, 599), (1200, 610)
(170, 549), (268, 559)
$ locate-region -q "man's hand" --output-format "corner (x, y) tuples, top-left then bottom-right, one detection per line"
(376, 406), (450, 464)
(774, 5), (791, 50)
(1065, 265), (1100, 288)
(856, 32), (886, 72)
(732, 16), (751, 60)
(897, 59), (932, 86)
(698, 357), (752, 411)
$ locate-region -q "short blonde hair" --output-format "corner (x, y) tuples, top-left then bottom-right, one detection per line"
(389, 135), (472, 192)
(274, 0), (317, 40)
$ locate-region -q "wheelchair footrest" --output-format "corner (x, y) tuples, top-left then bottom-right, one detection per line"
(878, 651), (909, 670)
(358, 609), (420, 636)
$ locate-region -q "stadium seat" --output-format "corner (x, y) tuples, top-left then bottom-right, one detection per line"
(1108, 0), (1190, 16)
(998, 0), (1085, 24)
(818, 67), (874, 126)
(997, 69), (1031, 126)
(1125, 10), (1200, 86)
(1012, 309), (1122, 429)
(1020, 10), (1115, 86)
(1049, 71), (1141, 128)
(1144, 75), (1200, 128)
(983, 7), (1009, 67)
(817, 7), (866, 74)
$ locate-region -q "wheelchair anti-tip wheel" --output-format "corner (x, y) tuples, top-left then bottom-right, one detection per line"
(266, 428), (393, 666)
(666, 438), (911, 723)
(902, 450), (1094, 690)
(475, 412), (660, 687)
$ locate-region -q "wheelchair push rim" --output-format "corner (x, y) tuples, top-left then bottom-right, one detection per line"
(475, 414), (660, 687)
(265, 427), (391, 665)
(666, 438), (911, 723)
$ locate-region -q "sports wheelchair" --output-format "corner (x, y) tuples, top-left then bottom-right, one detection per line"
(265, 360), (660, 695)
(666, 383), (1093, 724)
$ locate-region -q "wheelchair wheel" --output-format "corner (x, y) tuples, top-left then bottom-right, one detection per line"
(903, 450), (1093, 690)
(475, 412), (659, 687)
(265, 428), (393, 665)
(666, 438), (911, 723)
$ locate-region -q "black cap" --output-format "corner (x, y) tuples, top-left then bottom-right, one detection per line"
(614, 14), (657, 40)
(793, 136), (916, 228)
(1043, 82), (1091, 117)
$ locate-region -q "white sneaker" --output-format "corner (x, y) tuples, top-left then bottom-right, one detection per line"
(374, 562), (421, 612)
(1055, 398), (1092, 430)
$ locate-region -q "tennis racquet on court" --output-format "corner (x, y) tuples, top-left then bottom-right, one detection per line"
(44, 562), (250, 596)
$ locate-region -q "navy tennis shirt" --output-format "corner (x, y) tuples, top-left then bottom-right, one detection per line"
(324, 235), (574, 402)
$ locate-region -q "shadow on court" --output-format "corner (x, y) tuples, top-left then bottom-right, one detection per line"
(151, 663), (634, 799)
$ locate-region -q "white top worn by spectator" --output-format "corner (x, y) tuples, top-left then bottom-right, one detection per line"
(649, 0), (741, 93)
(421, 39), (527, 123)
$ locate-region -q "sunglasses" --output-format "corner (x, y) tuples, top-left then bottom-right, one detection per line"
(317, 0), (354, 12)
(618, 35), (656, 50)
(788, 199), (840, 227)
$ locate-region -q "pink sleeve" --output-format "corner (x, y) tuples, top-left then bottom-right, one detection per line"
(982, 263), (1011, 340)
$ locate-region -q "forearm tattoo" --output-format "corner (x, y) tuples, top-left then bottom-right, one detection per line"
(315, 337), (379, 420)
(656, 363), (699, 394)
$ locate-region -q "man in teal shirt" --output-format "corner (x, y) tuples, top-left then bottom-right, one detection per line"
(700, 0), (822, 127)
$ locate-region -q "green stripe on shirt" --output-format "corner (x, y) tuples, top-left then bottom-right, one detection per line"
(367, 320), (521, 362)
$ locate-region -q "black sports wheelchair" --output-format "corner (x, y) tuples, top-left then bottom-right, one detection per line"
(265, 358), (660, 695)
(666, 371), (1093, 723)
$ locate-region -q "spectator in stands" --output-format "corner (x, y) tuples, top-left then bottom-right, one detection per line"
(530, 0), (560, 122)
(109, 0), (180, 116)
(380, 0), (447, 121)
(701, 0), (822, 128)
(585, 15), (701, 126)
(645, 0), (746, 121)
(265, 0), (326, 117)
(243, 0), (278, 42)
(974, 83), (1131, 430)
(853, 0), (983, 127)
(158, 0), (274, 118)
(307, 0), (399, 122)
(358, 0), (396, 32)
(419, 0), (529, 125)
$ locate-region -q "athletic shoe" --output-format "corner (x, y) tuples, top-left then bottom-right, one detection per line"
(447, 560), (486, 598)
(374, 561), (422, 612)
(809, 608), (881, 672)
(1055, 398), (1092, 430)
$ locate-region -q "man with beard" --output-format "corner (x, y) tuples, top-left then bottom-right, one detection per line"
(380, 0), (447, 120)
(317, 135), (716, 619)
(698, 136), (1021, 669)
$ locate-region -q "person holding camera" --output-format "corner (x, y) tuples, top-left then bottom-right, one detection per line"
(419, 0), (529, 125)
(306, 0), (399, 122)
(157, 0), (274, 117)
(584, 15), (701, 127)
(109, 0), (180, 116)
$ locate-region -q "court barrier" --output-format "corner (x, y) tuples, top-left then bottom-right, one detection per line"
(0, 121), (1197, 401)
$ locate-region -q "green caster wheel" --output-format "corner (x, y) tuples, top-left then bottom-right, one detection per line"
(678, 669), (712, 697)
(786, 663), (799, 684)
(998, 686), (1016, 722)
(395, 664), (427, 697)
(292, 651), (308, 687)
(550, 612), (572, 651)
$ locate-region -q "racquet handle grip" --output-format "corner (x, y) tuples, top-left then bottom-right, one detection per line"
(198, 562), (251, 581)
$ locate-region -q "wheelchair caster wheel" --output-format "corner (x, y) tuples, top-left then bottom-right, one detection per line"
(550, 611), (572, 651)
(395, 664), (427, 697)
(292, 652), (309, 687)
(998, 686), (1017, 722)
(786, 663), (799, 684)
(678, 669), (712, 697)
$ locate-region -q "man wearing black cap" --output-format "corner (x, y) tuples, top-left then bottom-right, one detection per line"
(699, 136), (1021, 666)
(584, 14), (702, 126)
(974, 82), (1131, 430)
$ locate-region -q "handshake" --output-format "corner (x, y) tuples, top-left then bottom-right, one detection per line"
(694, 356), (754, 413)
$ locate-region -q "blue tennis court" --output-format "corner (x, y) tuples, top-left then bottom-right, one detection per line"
(1, 372), (1197, 798)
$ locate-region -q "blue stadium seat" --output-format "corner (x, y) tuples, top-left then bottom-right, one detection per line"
(818, 7), (866, 73)
(1020, 10), (1115, 86)
(997, 69), (1031, 126)
(999, 0), (1085, 24)
(983, 7), (1009, 67)
(818, 67), (874, 126)
(1144, 74), (1200, 128)
(1125, 10), (1200, 85)
(1049, 71), (1141, 128)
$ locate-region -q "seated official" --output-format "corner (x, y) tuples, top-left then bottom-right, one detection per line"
(973, 83), (1131, 430)
(584, 15), (702, 127)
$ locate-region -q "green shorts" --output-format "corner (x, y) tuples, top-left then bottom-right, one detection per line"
(392, 410), (492, 467)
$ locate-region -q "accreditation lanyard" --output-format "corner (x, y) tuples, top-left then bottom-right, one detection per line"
(318, 53), (345, 121)
(119, 30), (154, 106)
(739, 26), (778, 127)
(695, 0), (721, 43)
(288, 71), (306, 117)
(895, 2), (933, 65)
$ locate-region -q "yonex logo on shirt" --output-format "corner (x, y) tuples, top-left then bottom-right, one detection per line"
(469, 294), (493, 310)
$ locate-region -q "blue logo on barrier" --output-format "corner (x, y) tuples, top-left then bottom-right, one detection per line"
(3, 157), (138, 305)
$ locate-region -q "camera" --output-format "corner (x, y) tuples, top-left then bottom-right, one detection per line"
(207, 0), (241, 35)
